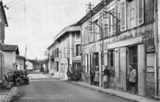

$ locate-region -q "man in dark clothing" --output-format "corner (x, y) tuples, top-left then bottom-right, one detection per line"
(90, 68), (95, 85)
(103, 66), (110, 88)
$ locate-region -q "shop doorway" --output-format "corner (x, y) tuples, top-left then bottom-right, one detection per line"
(108, 50), (115, 88)
(93, 52), (99, 85)
(127, 46), (138, 93)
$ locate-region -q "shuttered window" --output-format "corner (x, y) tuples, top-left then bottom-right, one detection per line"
(127, 0), (136, 28)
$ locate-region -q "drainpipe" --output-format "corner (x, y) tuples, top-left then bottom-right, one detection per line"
(154, 0), (159, 99)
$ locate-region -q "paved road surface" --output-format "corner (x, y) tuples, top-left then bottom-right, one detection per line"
(13, 72), (133, 102)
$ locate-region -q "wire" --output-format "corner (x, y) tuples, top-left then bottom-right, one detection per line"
(6, 0), (20, 6)
(8, 0), (23, 8)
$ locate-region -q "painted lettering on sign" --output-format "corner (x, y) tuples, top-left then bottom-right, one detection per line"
(109, 26), (153, 44)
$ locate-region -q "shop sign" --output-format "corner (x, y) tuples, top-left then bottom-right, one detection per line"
(109, 25), (154, 45)
(144, 38), (155, 53)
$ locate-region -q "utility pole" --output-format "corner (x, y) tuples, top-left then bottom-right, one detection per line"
(154, 0), (159, 99)
(24, 0), (27, 59)
(87, 1), (104, 86)
(86, 0), (120, 87)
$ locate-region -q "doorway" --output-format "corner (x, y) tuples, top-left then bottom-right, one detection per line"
(127, 46), (138, 92)
(93, 52), (99, 85)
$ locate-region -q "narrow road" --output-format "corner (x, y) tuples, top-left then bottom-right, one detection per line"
(13, 72), (133, 102)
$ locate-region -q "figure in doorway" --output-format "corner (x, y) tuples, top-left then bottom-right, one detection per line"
(90, 68), (95, 85)
(103, 65), (110, 88)
(128, 65), (137, 94)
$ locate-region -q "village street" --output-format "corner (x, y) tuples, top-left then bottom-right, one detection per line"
(12, 72), (133, 102)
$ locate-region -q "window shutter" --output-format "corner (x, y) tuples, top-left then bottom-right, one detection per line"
(129, 0), (136, 28)
(108, 15), (112, 36)
(112, 8), (116, 35)
(104, 18), (108, 37)
(120, 1), (126, 31)
(137, 0), (144, 25)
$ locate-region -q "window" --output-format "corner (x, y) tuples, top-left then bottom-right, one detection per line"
(57, 48), (59, 57)
(110, 51), (114, 67)
(144, 0), (154, 24)
(93, 53), (99, 71)
(108, 50), (114, 67)
(56, 61), (59, 71)
(55, 48), (59, 58)
(52, 51), (54, 57)
(84, 54), (89, 73)
(128, 0), (136, 28)
(76, 44), (81, 56)
(75, 34), (80, 40)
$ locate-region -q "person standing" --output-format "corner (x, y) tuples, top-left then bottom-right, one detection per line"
(128, 65), (137, 94)
(103, 66), (110, 88)
(90, 68), (95, 85)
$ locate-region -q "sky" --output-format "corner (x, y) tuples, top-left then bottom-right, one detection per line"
(2, 0), (100, 60)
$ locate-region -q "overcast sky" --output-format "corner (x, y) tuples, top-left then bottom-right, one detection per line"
(2, 0), (99, 60)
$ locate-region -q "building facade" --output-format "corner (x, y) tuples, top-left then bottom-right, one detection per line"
(3, 44), (19, 74)
(78, 0), (160, 98)
(48, 24), (81, 80)
(26, 60), (33, 71)
(0, 1), (8, 83)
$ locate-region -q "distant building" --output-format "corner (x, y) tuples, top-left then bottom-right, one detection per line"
(16, 55), (26, 70)
(25, 60), (33, 71)
(48, 24), (81, 80)
(3, 44), (19, 73)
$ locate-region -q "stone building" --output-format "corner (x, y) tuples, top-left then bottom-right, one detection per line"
(77, 0), (160, 98)
(48, 24), (81, 80)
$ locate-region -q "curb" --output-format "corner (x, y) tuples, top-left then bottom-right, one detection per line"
(0, 87), (19, 102)
(67, 81), (159, 102)
(67, 81), (135, 101)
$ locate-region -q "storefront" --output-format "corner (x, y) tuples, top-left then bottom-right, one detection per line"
(105, 24), (155, 96)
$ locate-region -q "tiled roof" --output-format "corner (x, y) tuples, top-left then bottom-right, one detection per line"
(3, 44), (19, 54)
(17, 55), (25, 60)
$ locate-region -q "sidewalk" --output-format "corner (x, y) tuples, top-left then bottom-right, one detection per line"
(68, 81), (159, 102)
(0, 87), (18, 102)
